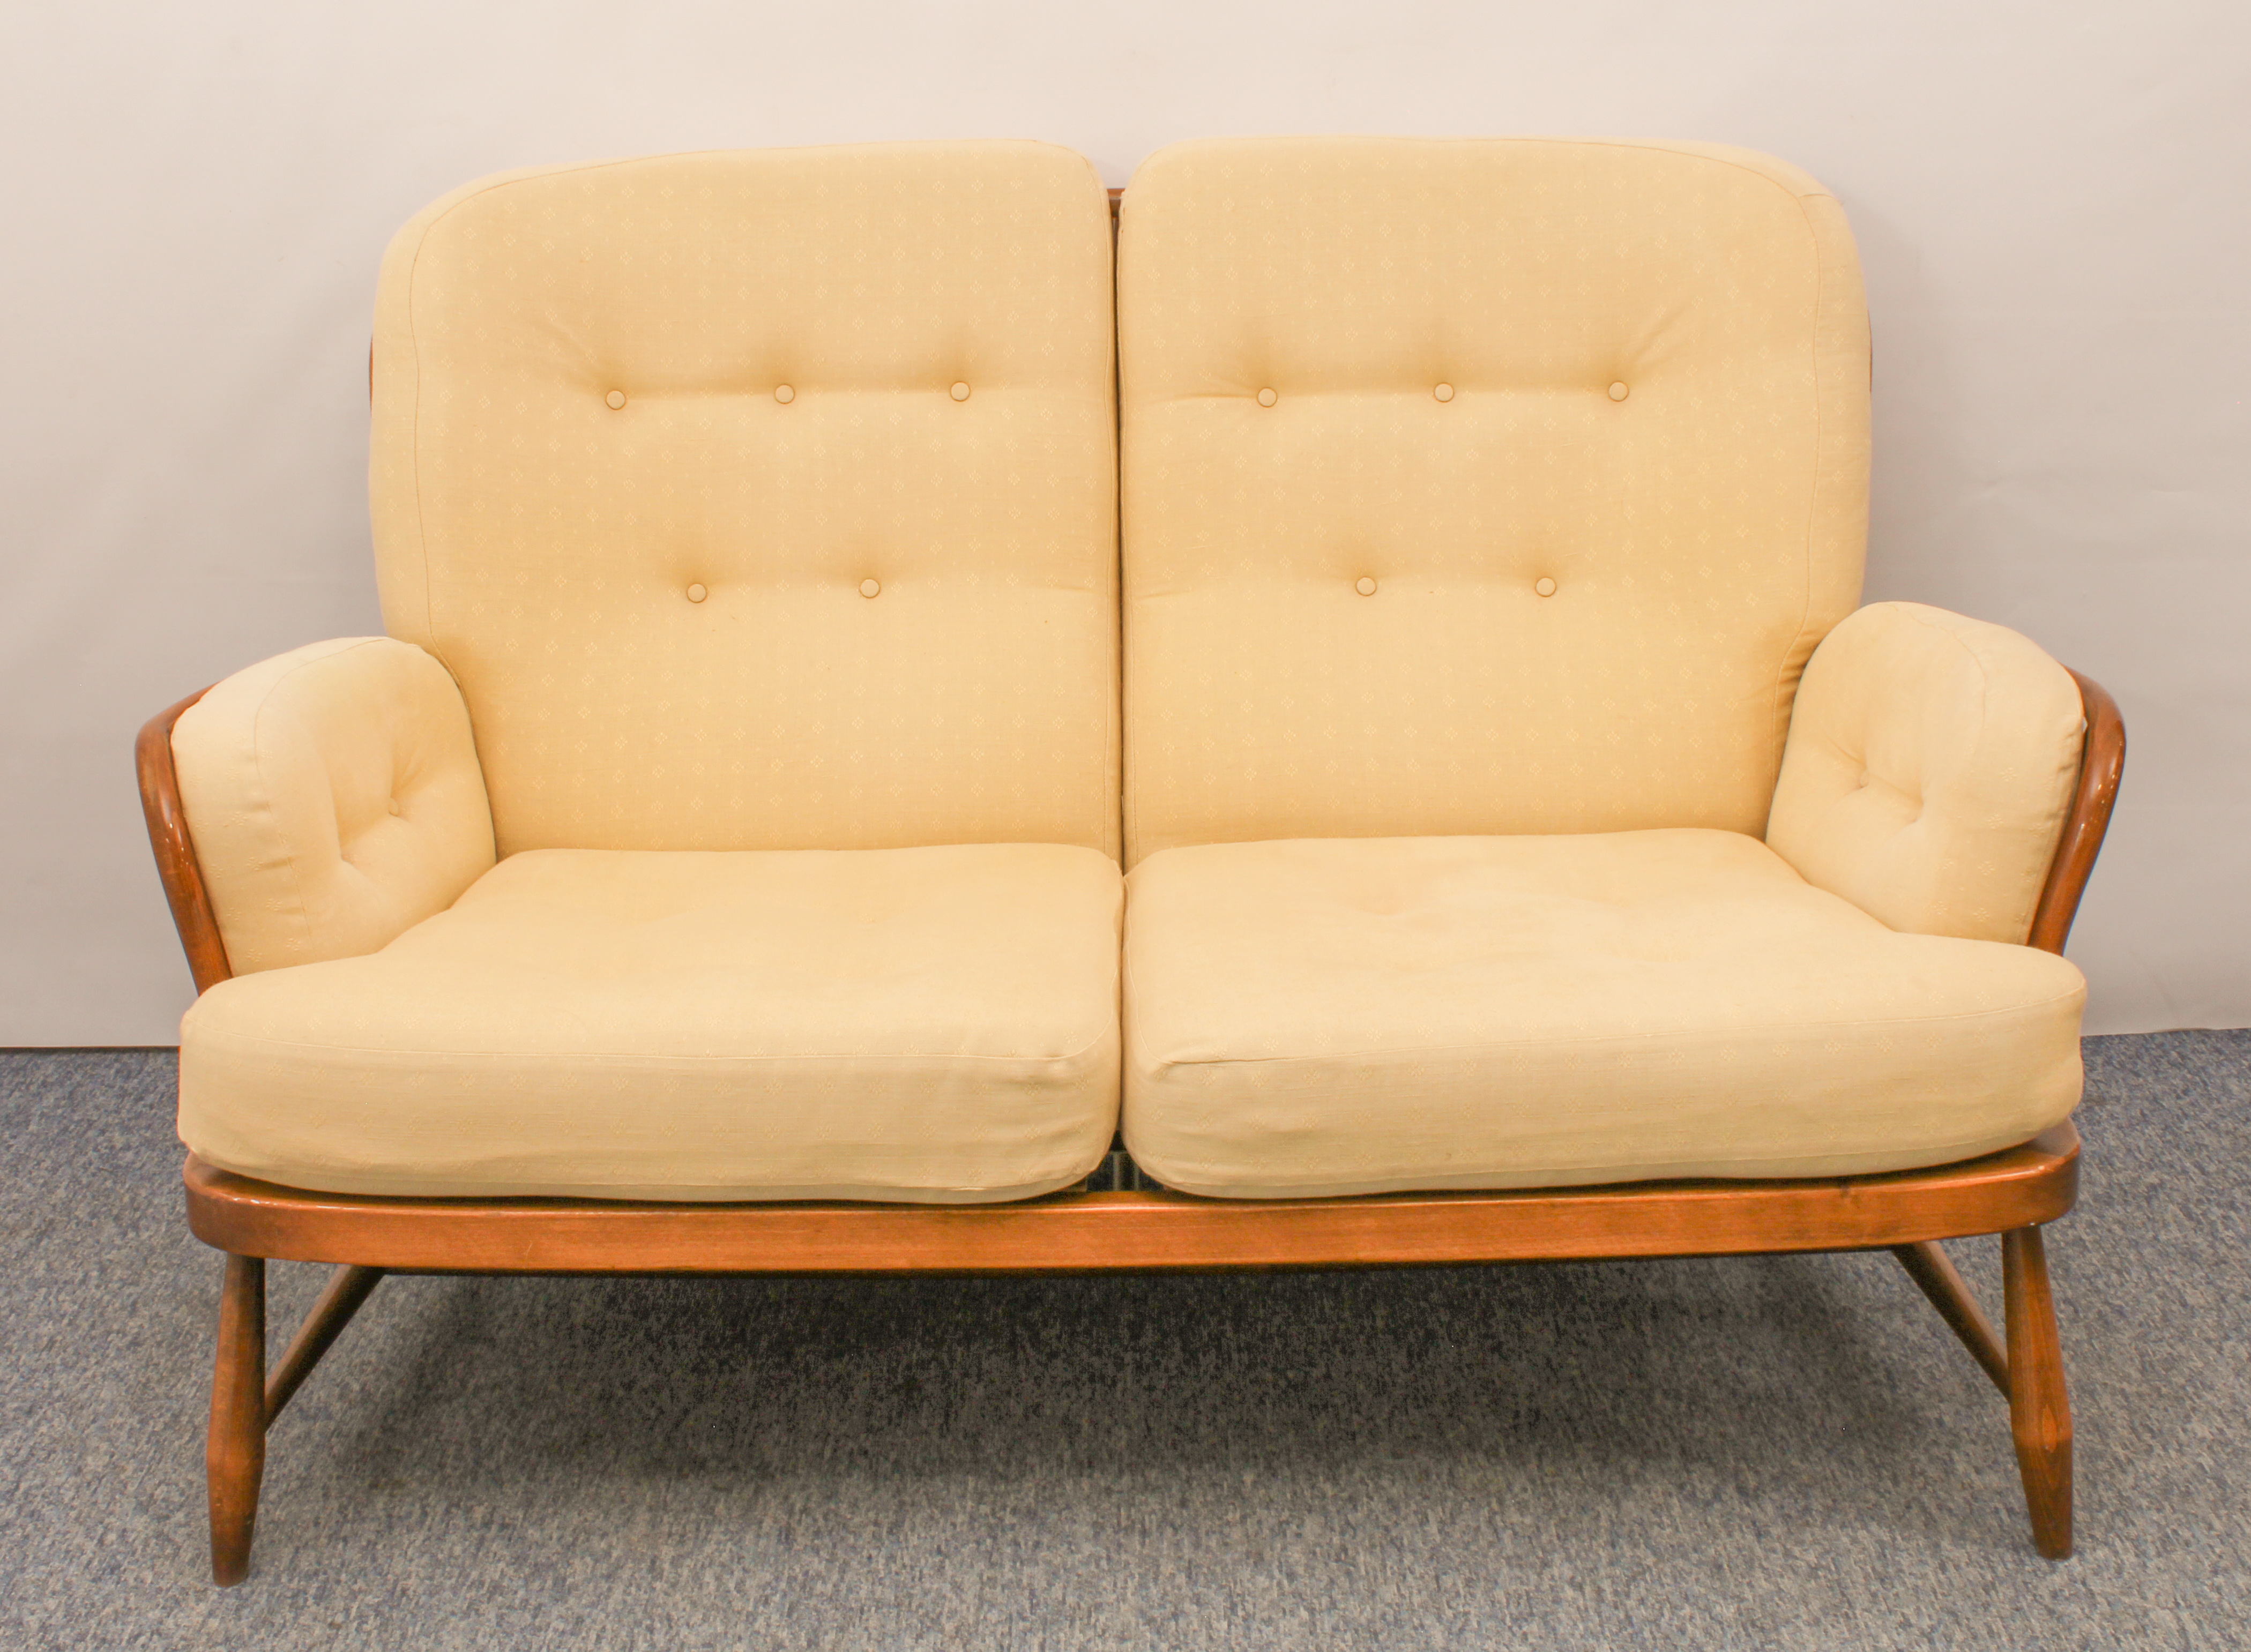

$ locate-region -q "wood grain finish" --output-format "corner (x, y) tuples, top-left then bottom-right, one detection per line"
(2003, 1224), (2074, 1558)
(2028, 670), (2125, 956)
(136, 688), (233, 993)
(1891, 1239), (2009, 1395)
(264, 1265), (385, 1426)
(184, 1126), (2079, 1276)
(207, 1254), (265, 1587)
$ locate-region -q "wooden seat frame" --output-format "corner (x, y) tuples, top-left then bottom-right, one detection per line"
(138, 668), (2121, 1582)
(143, 190), (2124, 1586)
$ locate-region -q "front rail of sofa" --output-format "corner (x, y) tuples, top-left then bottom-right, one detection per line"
(178, 1126), (2079, 1275)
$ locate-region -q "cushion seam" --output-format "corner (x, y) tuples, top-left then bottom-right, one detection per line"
(1150, 1126), (2075, 1192)
(1135, 983), (2085, 1071)
(184, 1027), (1118, 1066)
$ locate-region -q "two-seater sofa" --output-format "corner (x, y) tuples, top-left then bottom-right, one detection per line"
(137, 137), (2123, 1584)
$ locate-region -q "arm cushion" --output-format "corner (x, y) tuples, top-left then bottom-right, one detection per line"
(172, 638), (496, 976)
(1765, 602), (2084, 944)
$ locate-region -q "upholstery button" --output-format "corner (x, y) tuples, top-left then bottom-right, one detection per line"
(950, 382), (971, 401)
(1534, 577), (1557, 597)
(387, 798), (401, 816)
(860, 578), (882, 599)
(685, 583), (708, 603)
(1256, 388), (1277, 407)
(1355, 577), (1378, 596)
(1434, 383), (1455, 402)
(1607, 382), (1630, 401)
(774, 385), (795, 404)
(605, 390), (627, 409)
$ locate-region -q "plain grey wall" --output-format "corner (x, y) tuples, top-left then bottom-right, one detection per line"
(2, 0), (2243, 1044)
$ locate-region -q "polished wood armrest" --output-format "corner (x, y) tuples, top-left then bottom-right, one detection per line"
(136, 687), (232, 993)
(2026, 670), (2126, 956)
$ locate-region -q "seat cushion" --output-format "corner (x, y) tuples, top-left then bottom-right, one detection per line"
(1122, 831), (2083, 1198)
(180, 844), (1121, 1202)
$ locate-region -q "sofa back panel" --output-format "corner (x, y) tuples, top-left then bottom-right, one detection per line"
(1116, 137), (1869, 864)
(372, 142), (1120, 858)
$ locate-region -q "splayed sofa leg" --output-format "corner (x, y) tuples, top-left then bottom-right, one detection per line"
(2002, 1225), (2074, 1559)
(207, 1253), (265, 1586)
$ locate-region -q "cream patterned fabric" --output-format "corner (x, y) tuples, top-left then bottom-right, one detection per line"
(180, 844), (1122, 1201)
(1123, 831), (2084, 1198)
(171, 637), (496, 976)
(1766, 602), (2084, 944)
(1117, 137), (1870, 863)
(370, 142), (1120, 858)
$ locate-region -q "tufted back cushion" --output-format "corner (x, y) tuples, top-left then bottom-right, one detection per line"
(1116, 137), (1870, 863)
(371, 143), (1119, 858)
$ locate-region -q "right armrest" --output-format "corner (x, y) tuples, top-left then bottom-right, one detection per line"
(1765, 602), (2090, 945)
(162, 637), (495, 979)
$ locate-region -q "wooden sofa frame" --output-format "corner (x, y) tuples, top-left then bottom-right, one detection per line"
(138, 668), (2121, 1581)
(140, 193), (2127, 1586)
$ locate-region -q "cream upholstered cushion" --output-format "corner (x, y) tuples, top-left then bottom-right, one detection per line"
(171, 638), (496, 975)
(1117, 137), (1869, 863)
(371, 141), (1119, 858)
(180, 844), (1120, 1201)
(1766, 602), (2084, 944)
(1122, 831), (2083, 1199)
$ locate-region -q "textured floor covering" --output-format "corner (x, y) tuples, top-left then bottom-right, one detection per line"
(0, 1035), (2245, 1650)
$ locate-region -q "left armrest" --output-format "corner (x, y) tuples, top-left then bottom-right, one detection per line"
(1766, 602), (2089, 944)
(153, 637), (496, 983)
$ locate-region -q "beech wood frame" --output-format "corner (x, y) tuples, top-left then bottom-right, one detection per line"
(146, 198), (2129, 1582)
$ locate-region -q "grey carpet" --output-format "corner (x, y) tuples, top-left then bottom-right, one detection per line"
(1, 1035), (2245, 1651)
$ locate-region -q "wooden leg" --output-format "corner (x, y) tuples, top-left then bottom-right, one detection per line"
(208, 1253), (266, 1586)
(266, 1265), (384, 1426)
(2002, 1225), (2074, 1558)
(1891, 1240), (2010, 1396)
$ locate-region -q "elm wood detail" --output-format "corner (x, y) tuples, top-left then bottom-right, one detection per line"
(264, 1265), (385, 1425)
(184, 1128), (2079, 1276)
(2004, 1224), (2075, 1558)
(2028, 669), (2125, 956)
(208, 1254), (265, 1587)
(135, 687), (231, 995)
(1890, 1240), (2010, 1396)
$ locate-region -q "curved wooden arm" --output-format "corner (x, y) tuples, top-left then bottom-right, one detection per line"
(136, 687), (233, 993)
(2025, 669), (2125, 956)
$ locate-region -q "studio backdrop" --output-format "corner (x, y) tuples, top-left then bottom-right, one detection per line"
(1, 0), (2243, 1044)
